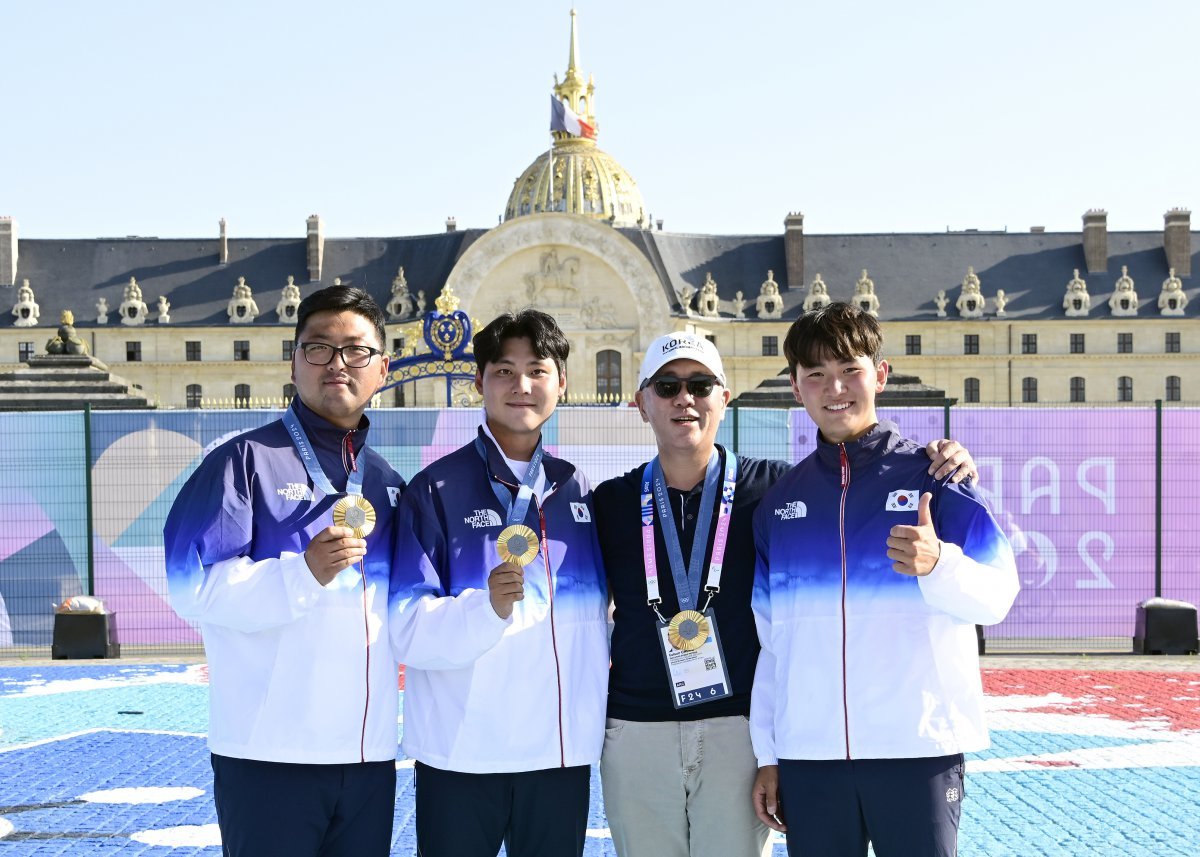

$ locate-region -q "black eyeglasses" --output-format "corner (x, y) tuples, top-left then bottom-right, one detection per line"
(644, 375), (720, 399)
(298, 342), (383, 368)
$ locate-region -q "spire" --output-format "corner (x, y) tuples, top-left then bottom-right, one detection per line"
(553, 9), (596, 140)
(566, 8), (580, 80)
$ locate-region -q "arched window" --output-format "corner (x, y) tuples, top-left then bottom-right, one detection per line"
(1021, 377), (1038, 403)
(394, 384), (406, 408)
(963, 377), (980, 403)
(1069, 377), (1086, 403)
(1117, 376), (1133, 402)
(235, 383), (251, 409)
(596, 350), (622, 402)
(186, 384), (202, 409)
(1166, 376), (1182, 402)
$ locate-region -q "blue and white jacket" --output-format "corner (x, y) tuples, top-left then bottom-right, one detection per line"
(750, 421), (1018, 764)
(390, 426), (608, 774)
(163, 399), (405, 764)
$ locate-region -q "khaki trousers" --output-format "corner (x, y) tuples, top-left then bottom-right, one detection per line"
(600, 715), (772, 857)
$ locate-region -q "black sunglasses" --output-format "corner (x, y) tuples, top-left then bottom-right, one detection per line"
(644, 375), (720, 399)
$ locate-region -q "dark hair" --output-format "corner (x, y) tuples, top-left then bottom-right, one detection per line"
(295, 286), (387, 349)
(783, 301), (883, 374)
(473, 309), (570, 375)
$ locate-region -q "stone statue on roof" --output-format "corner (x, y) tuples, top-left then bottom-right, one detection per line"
(696, 273), (721, 318)
(676, 281), (697, 316)
(994, 289), (1009, 318)
(934, 289), (948, 317)
(276, 275), (302, 322)
(95, 296), (109, 325)
(1157, 268), (1187, 316)
(1063, 269), (1091, 317)
(956, 266), (985, 319)
(1108, 265), (1139, 316)
(854, 269), (879, 317)
(11, 279), (39, 327)
(45, 310), (89, 355)
(803, 273), (831, 313)
(756, 270), (783, 319)
(157, 295), (171, 324)
(732, 290), (747, 318)
(386, 266), (416, 320)
(119, 277), (148, 326)
(227, 276), (260, 323)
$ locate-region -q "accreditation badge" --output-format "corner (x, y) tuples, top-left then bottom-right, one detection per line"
(656, 608), (732, 709)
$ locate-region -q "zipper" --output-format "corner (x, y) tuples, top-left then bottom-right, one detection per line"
(838, 443), (851, 760)
(539, 498), (567, 768)
(344, 429), (370, 764)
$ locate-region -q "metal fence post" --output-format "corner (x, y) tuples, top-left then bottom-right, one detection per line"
(730, 400), (740, 456)
(84, 403), (95, 597)
(1155, 398), (1163, 598)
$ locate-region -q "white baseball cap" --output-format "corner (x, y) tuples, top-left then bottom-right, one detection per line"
(638, 332), (726, 389)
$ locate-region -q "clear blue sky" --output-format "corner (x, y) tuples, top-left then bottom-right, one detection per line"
(6, 1), (1197, 239)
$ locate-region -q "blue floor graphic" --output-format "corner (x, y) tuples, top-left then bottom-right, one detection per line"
(1, 664), (1198, 855)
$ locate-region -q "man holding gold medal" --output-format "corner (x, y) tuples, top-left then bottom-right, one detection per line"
(164, 286), (404, 856)
(594, 332), (977, 857)
(390, 309), (608, 857)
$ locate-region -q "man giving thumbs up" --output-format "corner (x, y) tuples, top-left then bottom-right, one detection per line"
(749, 303), (1019, 857)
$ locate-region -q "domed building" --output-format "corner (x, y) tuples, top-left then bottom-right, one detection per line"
(504, 12), (648, 229)
(0, 11), (1194, 411)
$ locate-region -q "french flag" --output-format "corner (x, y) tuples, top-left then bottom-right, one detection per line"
(550, 95), (595, 139)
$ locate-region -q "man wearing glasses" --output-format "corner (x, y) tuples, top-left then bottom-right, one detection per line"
(164, 286), (405, 856)
(593, 332), (976, 857)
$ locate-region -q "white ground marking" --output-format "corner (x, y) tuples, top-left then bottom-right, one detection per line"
(79, 786), (204, 804)
(3, 664), (208, 697)
(0, 818), (13, 839)
(131, 824), (222, 846)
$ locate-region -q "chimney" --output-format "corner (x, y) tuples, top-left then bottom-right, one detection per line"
(445, 216), (457, 233)
(784, 211), (804, 291)
(306, 214), (324, 283)
(218, 218), (228, 265)
(0, 217), (15, 286)
(1082, 209), (1107, 274)
(1164, 208), (1192, 277)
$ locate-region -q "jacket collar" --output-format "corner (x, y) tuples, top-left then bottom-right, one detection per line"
(474, 425), (574, 488)
(293, 396), (369, 455)
(814, 420), (903, 470)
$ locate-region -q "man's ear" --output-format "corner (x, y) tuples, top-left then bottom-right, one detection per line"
(474, 370), (484, 396)
(634, 389), (650, 423)
(875, 359), (889, 393)
(789, 372), (803, 405)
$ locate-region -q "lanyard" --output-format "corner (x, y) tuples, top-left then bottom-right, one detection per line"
(281, 404), (363, 498)
(474, 435), (545, 527)
(641, 447), (738, 616)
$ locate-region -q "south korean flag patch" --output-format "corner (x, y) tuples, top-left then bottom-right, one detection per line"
(885, 489), (920, 512)
(570, 501), (592, 523)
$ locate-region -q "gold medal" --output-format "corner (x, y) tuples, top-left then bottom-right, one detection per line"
(667, 610), (710, 652)
(497, 524), (540, 567)
(333, 495), (376, 539)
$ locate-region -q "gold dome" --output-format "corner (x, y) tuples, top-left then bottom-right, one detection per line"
(505, 139), (648, 228)
(503, 10), (649, 229)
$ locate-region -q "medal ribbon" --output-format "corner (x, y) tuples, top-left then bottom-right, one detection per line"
(641, 447), (738, 611)
(474, 435), (545, 527)
(282, 403), (363, 499)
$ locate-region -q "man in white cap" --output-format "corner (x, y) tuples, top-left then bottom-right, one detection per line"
(593, 331), (977, 857)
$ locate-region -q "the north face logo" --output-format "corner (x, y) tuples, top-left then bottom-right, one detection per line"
(465, 509), (503, 529)
(277, 483), (314, 502)
(774, 501), (807, 520)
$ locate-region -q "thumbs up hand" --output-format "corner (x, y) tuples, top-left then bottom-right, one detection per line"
(886, 492), (941, 577)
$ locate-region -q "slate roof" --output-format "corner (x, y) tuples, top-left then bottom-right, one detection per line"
(4, 222), (1196, 329)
